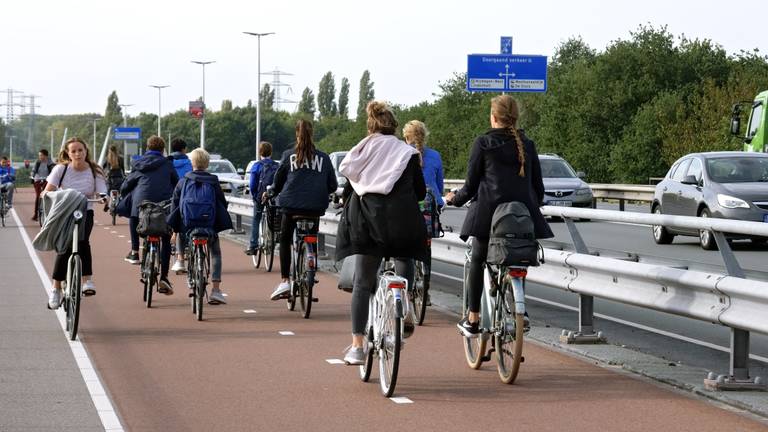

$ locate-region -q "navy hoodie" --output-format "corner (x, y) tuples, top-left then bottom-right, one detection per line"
(167, 170), (233, 234)
(120, 151), (179, 217)
(272, 149), (337, 216)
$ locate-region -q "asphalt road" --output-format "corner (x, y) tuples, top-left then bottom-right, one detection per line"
(12, 188), (768, 431)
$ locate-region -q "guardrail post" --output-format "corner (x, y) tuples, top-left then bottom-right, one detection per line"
(560, 218), (606, 345)
(619, 199), (625, 211)
(704, 231), (765, 391)
(317, 233), (328, 260)
(231, 214), (245, 235)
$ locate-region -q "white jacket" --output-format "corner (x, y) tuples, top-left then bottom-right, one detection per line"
(340, 133), (419, 196)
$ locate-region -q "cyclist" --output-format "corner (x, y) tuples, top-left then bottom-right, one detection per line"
(120, 136), (178, 294)
(245, 141), (279, 256)
(44, 138), (108, 309)
(0, 156), (16, 208)
(336, 101), (427, 365)
(168, 138), (192, 273)
(31, 149), (55, 221)
(167, 148), (233, 304)
(269, 119), (337, 301)
(101, 145), (124, 212)
(445, 95), (553, 337)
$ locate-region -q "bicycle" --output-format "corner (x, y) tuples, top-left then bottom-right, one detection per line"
(286, 216), (319, 319)
(359, 262), (409, 397)
(0, 189), (8, 227)
(138, 200), (171, 308)
(411, 242), (431, 326)
(460, 238), (527, 384)
(186, 228), (211, 321)
(253, 197), (280, 272)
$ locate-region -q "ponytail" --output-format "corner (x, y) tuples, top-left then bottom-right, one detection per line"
(295, 119), (315, 167)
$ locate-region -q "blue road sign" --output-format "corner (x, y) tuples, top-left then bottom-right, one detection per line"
(466, 54), (547, 93)
(501, 37), (513, 54)
(114, 127), (141, 141)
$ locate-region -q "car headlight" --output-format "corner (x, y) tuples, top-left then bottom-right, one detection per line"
(575, 188), (592, 196)
(717, 194), (750, 209)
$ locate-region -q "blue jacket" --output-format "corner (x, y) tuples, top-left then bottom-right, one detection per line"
(422, 147), (444, 206)
(120, 151), (179, 217)
(167, 170), (233, 234)
(248, 157), (274, 197)
(0, 166), (16, 185)
(273, 149), (337, 216)
(169, 151), (193, 180)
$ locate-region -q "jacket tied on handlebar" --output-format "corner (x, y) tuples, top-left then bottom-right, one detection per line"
(33, 189), (87, 253)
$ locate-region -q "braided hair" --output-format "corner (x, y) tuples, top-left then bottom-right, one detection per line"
(491, 95), (525, 177)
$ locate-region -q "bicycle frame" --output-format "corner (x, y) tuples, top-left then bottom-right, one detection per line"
(369, 273), (408, 335)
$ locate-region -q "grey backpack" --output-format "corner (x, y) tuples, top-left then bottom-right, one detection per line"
(486, 201), (541, 267)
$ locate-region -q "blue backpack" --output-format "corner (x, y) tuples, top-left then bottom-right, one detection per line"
(181, 178), (216, 230)
(256, 160), (279, 202)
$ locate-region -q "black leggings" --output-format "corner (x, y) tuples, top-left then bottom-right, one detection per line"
(52, 210), (94, 281)
(279, 214), (320, 279)
(467, 237), (489, 313)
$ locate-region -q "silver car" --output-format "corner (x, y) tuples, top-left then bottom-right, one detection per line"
(207, 159), (241, 193)
(539, 154), (593, 208)
(651, 151), (768, 249)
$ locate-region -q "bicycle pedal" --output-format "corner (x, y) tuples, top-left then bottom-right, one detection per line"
(520, 356), (525, 363)
(480, 354), (493, 362)
(311, 297), (319, 303)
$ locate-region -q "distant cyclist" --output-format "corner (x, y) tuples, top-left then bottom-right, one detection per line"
(167, 148), (233, 304)
(168, 138), (193, 273)
(120, 136), (178, 294)
(101, 145), (124, 212)
(31, 149), (55, 221)
(403, 120), (444, 208)
(336, 101), (427, 365)
(0, 156), (16, 208)
(445, 95), (553, 337)
(269, 119), (337, 301)
(245, 141), (279, 256)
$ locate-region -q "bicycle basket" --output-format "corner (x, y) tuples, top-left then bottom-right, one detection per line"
(267, 204), (282, 232)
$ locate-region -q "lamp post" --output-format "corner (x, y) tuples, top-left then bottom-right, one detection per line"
(191, 60), (215, 149)
(149, 85), (169, 138)
(118, 103), (133, 127)
(8, 136), (15, 165)
(243, 31), (274, 158)
(90, 117), (101, 156)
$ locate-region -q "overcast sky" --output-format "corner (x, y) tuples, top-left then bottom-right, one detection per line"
(2, 0), (767, 119)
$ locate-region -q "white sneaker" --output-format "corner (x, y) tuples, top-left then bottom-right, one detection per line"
(343, 344), (368, 366)
(209, 289), (227, 305)
(48, 289), (63, 310)
(270, 281), (291, 301)
(82, 280), (96, 296)
(171, 260), (186, 274)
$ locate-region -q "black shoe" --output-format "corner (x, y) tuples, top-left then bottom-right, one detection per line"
(523, 312), (531, 333)
(158, 278), (173, 295)
(124, 251), (140, 265)
(244, 248), (257, 256)
(457, 317), (481, 338)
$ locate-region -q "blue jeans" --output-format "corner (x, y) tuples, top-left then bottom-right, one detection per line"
(248, 201), (264, 249)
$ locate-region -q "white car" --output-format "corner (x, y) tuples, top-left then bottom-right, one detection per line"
(329, 151), (348, 187)
(207, 159), (241, 192)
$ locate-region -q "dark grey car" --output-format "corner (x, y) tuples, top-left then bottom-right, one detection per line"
(539, 154), (593, 207)
(651, 151), (768, 249)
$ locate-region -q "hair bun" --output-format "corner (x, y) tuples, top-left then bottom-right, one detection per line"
(366, 100), (388, 117)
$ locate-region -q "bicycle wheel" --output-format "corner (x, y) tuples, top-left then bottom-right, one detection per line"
(413, 261), (428, 326)
(378, 289), (401, 397)
(195, 246), (206, 321)
(266, 230), (276, 272)
(359, 324), (374, 382)
(462, 260), (487, 369)
(495, 281), (525, 384)
(66, 256), (82, 341)
(146, 247), (156, 308)
(111, 211), (116, 226)
(0, 201), (5, 227)
(298, 243), (313, 319)
(38, 199), (44, 227)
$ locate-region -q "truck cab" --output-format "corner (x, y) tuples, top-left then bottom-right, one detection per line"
(731, 91), (768, 152)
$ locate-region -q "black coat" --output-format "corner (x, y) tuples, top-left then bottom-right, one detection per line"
(120, 151), (179, 217)
(335, 154), (428, 261)
(452, 128), (554, 240)
(166, 170), (233, 234)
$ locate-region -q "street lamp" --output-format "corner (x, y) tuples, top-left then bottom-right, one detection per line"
(149, 85), (170, 138)
(191, 60), (215, 150)
(8, 136), (15, 165)
(118, 104), (133, 127)
(243, 31), (274, 158)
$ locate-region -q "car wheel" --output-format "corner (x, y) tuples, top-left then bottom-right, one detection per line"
(751, 237), (768, 247)
(698, 208), (717, 250)
(652, 206), (674, 244)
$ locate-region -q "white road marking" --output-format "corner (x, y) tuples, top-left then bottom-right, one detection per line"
(243, 309), (257, 314)
(11, 209), (125, 432)
(110, 231), (117, 234)
(325, 359), (345, 364)
(431, 270), (463, 283)
(118, 235), (125, 238)
(390, 397), (413, 404)
(279, 331), (295, 336)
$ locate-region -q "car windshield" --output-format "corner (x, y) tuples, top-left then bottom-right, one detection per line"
(706, 157), (768, 183)
(207, 161), (236, 174)
(540, 160), (576, 178)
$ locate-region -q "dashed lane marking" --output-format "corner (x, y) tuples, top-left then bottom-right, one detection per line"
(325, 359), (345, 365)
(110, 231), (117, 234)
(243, 309), (257, 314)
(118, 235), (125, 238)
(390, 397), (413, 404)
(279, 331), (295, 336)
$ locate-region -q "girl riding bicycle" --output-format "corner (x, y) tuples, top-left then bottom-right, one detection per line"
(336, 101), (428, 365)
(445, 95), (553, 337)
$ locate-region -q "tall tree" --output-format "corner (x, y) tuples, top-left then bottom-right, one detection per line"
(298, 87), (316, 118)
(260, 84), (275, 111)
(103, 91), (123, 127)
(356, 70), (375, 122)
(317, 72), (337, 118)
(338, 77), (350, 118)
(221, 99), (233, 112)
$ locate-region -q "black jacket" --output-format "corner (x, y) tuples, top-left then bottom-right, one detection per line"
(452, 129), (554, 240)
(167, 170), (233, 234)
(120, 151), (179, 217)
(335, 154), (428, 261)
(272, 149), (337, 216)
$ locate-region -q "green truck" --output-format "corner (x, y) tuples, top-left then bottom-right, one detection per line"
(731, 91), (768, 152)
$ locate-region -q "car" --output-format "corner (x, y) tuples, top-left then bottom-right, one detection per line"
(207, 158), (241, 193)
(539, 154), (593, 208)
(329, 151), (348, 187)
(651, 151), (768, 249)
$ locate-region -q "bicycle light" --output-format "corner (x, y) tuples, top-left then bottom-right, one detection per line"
(387, 281), (406, 290)
(304, 235), (318, 244)
(73, 210), (83, 220)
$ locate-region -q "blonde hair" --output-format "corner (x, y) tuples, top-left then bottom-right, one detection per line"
(59, 137), (104, 178)
(366, 100), (398, 135)
(189, 148), (210, 170)
(403, 120), (428, 154)
(491, 95), (525, 177)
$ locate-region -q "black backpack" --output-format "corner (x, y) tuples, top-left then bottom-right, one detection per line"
(486, 201), (541, 267)
(136, 200), (171, 237)
(421, 188), (444, 239)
